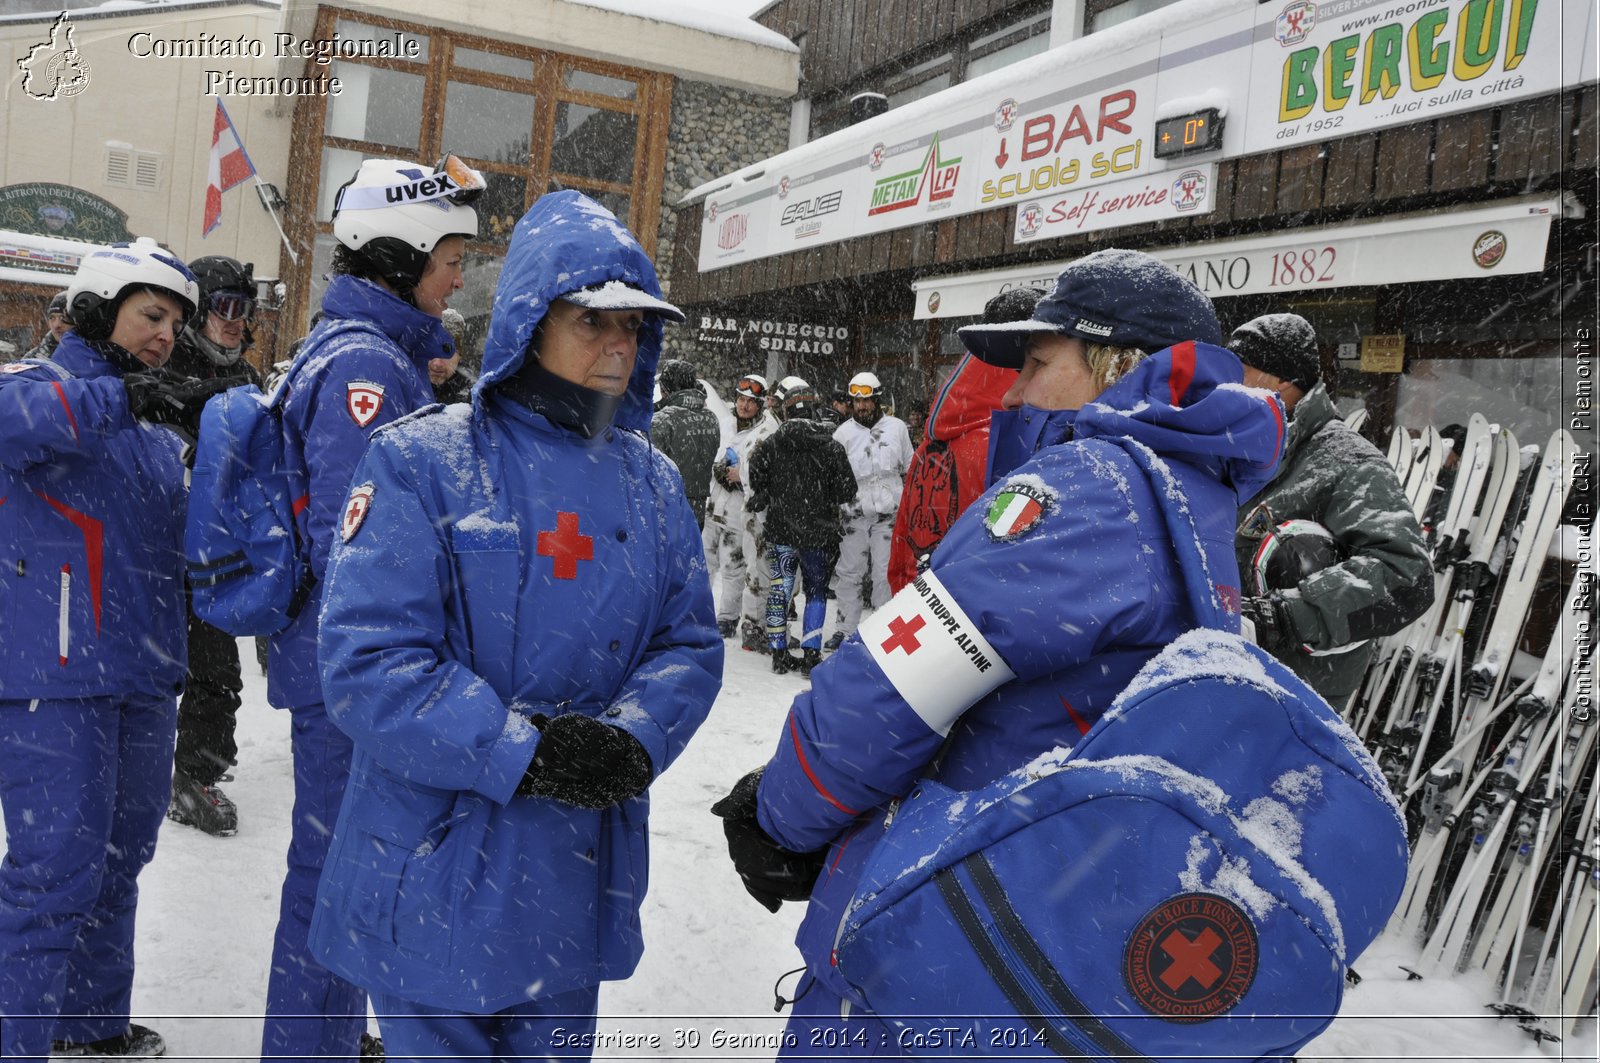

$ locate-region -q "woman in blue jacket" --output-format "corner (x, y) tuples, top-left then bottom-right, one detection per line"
(262, 156), (478, 1063)
(309, 190), (722, 1062)
(0, 239), (200, 1061)
(714, 249), (1287, 1055)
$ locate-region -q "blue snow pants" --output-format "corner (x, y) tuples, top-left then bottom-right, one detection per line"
(371, 984), (599, 1062)
(261, 701), (365, 1063)
(766, 544), (839, 651)
(0, 694), (176, 1063)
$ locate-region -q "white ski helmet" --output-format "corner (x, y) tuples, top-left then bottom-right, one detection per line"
(332, 156), (480, 293)
(66, 237), (200, 340)
(847, 370), (883, 399)
(774, 375), (810, 400)
(735, 374), (768, 400)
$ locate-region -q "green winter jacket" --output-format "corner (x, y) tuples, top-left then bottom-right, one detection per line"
(651, 386), (721, 520)
(1235, 383), (1433, 702)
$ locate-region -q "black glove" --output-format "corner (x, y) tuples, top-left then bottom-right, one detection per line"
(123, 370), (243, 424)
(517, 712), (653, 808)
(1242, 594), (1302, 655)
(711, 768), (827, 913)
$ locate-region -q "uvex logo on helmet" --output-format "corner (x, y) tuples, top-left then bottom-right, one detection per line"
(1075, 318), (1115, 338)
(384, 174), (463, 205)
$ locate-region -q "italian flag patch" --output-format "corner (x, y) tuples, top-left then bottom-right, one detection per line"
(985, 480), (1053, 540)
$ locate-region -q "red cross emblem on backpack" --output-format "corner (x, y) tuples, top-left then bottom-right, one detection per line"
(346, 381), (386, 428)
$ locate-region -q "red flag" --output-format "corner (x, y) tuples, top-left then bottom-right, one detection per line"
(203, 100), (256, 236)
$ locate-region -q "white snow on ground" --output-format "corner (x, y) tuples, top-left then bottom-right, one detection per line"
(127, 640), (1596, 1060)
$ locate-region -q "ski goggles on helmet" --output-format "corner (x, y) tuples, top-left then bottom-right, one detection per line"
(207, 290), (256, 321)
(848, 382), (878, 397)
(433, 153), (486, 206)
(736, 377), (766, 398)
(334, 152), (486, 213)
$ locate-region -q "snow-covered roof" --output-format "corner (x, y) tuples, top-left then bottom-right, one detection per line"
(565, 0), (797, 53)
(0, 0), (278, 24)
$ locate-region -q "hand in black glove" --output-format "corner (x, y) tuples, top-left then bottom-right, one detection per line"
(1242, 594), (1302, 656)
(123, 370), (243, 424)
(517, 712), (653, 809)
(711, 768), (827, 913)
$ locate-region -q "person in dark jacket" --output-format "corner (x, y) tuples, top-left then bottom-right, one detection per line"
(650, 358), (720, 527)
(309, 189), (720, 1063)
(885, 287), (1037, 593)
(17, 290), (70, 363)
(748, 383), (858, 676)
(163, 254), (259, 839)
(1230, 313), (1433, 705)
(0, 238), (203, 1062)
(712, 249), (1285, 1055)
(263, 156), (478, 1063)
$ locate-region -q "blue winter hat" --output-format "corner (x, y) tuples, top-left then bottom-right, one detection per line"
(959, 248), (1221, 369)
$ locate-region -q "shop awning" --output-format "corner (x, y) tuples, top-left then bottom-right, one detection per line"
(0, 229), (104, 289)
(910, 197), (1561, 320)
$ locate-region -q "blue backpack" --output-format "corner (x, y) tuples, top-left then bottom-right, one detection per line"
(183, 320), (372, 636)
(832, 441), (1408, 1061)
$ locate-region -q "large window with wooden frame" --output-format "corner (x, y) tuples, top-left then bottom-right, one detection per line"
(287, 7), (673, 336)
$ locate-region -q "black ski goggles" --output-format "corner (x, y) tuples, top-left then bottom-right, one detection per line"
(207, 290), (256, 322)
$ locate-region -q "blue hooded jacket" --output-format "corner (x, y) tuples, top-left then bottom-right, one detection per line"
(754, 341), (1284, 1001)
(308, 191), (722, 1011)
(0, 334), (188, 700)
(267, 273), (453, 708)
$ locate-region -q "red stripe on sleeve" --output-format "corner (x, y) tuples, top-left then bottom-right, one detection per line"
(1059, 694), (1092, 736)
(788, 715), (860, 816)
(51, 381), (82, 444)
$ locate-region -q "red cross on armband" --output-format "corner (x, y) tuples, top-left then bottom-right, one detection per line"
(857, 569), (1015, 737)
(880, 614), (927, 656)
(537, 511), (594, 580)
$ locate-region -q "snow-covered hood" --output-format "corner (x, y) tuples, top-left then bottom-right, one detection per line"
(474, 190), (669, 434)
(927, 353), (1016, 444)
(1075, 341), (1284, 499)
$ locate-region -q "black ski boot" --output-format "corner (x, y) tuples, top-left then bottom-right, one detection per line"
(740, 619), (768, 654)
(167, 771), (239, 837)
(52, 1023), (166, 1058)
(716, 618), (737, 639)
(359, 1032), (385, 1060)
(771, 647), (796, 675)
(799, 649), (823, 677)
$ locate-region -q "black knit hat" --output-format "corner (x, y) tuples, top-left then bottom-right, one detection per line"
(658, 359), (698, 394)
(1229, 313), (1321, 392)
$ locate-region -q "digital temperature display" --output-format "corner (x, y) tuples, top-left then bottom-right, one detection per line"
(1154, 109), (1224, 159)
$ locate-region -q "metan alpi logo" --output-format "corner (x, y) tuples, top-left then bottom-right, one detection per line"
(18, 12), (92, 101)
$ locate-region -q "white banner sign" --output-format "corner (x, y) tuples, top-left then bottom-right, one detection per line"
(695, 0), (1590, 274)
(1013, 164), (1216, 243)
(913, 197), (1557, 319)
(1244, 0), (1590, 154)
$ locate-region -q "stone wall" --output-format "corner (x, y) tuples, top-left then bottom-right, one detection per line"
(656, 78), (788, 370)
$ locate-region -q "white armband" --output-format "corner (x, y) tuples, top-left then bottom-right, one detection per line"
(859, 569), (1015, 736)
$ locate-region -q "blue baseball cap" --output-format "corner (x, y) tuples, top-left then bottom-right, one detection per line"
(959, 248), (1221, 369)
